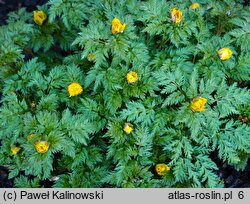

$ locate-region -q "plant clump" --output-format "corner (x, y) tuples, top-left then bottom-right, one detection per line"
(0, 0), (249, 188)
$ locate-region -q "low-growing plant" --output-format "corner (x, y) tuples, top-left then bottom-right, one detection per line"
(0, 0), (249, 188)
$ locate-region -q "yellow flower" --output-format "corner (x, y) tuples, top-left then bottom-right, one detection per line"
(35, 140), (50, 154)
(33, 10), (47, 26)
(123, 123), (133, 134)
(171, 8), (183, 24)
(126, 71), (138, 84)
(190, 97), (208, 112)
(190, 3), (200, 9)
(87, 53), (95, 62)
(111, 18), (126, 34)
(67, 82), (83, 97)
(11, 146), (21, 155)
(218, 48), (233, 60)
(155, 163), (171, 176)
(27, 134), (34, 140)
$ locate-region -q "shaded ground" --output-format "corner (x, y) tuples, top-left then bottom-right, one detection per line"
(211, 152), (250, 188)
(0, 166), (13, 188)
(0, 0), (250, 188)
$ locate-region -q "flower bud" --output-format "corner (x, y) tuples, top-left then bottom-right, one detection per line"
(27, 134), (34, 140)
(34, 10), (47, 26)
(87, 53), (96, 62)
(190, 3), (200, 9)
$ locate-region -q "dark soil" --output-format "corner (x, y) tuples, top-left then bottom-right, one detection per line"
(211, 152), (250, 188)
(0, 166), (14, 188)
(0, 0), (250, 188)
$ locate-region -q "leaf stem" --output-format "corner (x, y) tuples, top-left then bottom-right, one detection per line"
(175, 82), (189, 101)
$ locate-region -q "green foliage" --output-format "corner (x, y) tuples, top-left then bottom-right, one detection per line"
(0, 0), (249, 188)
(14, 176), (40, 188)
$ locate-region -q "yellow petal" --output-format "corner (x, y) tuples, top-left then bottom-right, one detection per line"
(155, 164), (171, 176)
(11, 146), (21, 155)
(111, 18), (126, 34)
(190, 3), (200, 9)
(126, 71), (138, 84)
(68, 82), (83, 97)
(123, 123), (133, 134)
(218, 48), (233, 60)
(171, 8), (183, 23)
(35, 140), (50, 153)
(190, 97), (208, 112)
